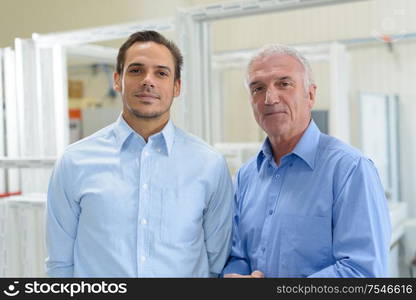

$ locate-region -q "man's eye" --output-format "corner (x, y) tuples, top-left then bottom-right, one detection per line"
(158, 71), (168, 77)
(251, 86), (264, 94)
(129, 69), (141, 73)
(280, 82), (291, 87)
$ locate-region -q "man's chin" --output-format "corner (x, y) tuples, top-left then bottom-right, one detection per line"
(263, 122), (286, 136)
(131, 109), (165, 119)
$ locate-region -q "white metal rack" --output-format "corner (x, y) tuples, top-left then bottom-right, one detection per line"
(0, 158), (56, 169)
(176, 0), (363, 144)
(1, 193), (47, 277)
(2, 0), (406, 277)
(181, 0), (364, 22)
(32, 18), (175, 47)
(210, 42), (350, 144)
(0, 18), (176, 196)
(0, 18), (177, 277)
(214, 142), (261, 177)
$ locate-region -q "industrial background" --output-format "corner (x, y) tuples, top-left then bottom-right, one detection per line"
(0, 0), (414, 277)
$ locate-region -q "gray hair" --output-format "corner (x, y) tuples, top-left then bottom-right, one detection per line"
(245, 44), (315, 92)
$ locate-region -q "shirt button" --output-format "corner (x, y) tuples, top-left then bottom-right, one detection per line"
(140, 256), (146, 262)
(156, 148), (161, 153)
(141, 219), (147, 225)
(142, 183), (148, 190)
(144, 151), (149, 157)
(268, 210), (273, 215)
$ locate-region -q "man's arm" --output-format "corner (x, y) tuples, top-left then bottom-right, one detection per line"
(45, 154), (80, 277)
(309, 157), (391, 277)
(222, 169), (252, 276)
(203, 157), (234, 277)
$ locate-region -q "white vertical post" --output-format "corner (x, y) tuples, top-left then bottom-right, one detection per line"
(177, 12), (213, 143)
(0, 50), (6, 195)
(211, 67), (223, 144)
(51, 45), (69, 155)
(15, 38), (41, 193)
(3, 48), (20, 193)
(388, 94), (400, 202)
(329, 42), (350, 144)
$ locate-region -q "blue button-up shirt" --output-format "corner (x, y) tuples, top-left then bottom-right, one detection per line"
(46, 115), (233, 277)
(223, 120), (391, 277)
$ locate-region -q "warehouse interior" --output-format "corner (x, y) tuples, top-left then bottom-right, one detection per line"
(0, 0), (415, 277)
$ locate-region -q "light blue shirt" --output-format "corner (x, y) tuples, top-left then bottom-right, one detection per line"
(46, 115), (233, 277)
(223, 120), (391, 277)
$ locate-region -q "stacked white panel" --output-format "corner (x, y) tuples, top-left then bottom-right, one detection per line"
(214, 142), (261, 177)
(0, 50), (6, 196)
(4, 193), (47, 277)
(0, 198), (7, 276)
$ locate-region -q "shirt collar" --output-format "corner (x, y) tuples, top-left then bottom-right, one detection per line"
(291, 120), (321, 170)
(113, 114), (135, 150)
(152, 118), (175, 156)
(256, 120), (321, 171)
(113, 114), (175, 156)
(256, 139), (271, 172)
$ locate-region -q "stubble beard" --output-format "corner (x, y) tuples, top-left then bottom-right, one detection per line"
(130, 106), (170, 119)
(127, 90), (174, 120)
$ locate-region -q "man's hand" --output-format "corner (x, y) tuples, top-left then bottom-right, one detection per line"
(224, 270), (264, 278)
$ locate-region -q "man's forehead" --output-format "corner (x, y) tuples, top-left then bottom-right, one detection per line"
(125, 41), (174, 66)
(248, 54), (303, 80)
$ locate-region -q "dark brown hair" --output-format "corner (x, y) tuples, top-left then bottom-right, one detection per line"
(116, 30), (183, 80)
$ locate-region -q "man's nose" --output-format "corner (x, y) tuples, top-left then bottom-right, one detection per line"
(141, 73), (155, 88)
(264, 88), (280, 105)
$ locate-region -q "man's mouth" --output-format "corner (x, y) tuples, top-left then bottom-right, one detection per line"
(264, 111), (286, 116)
(134, 93), (160, 101)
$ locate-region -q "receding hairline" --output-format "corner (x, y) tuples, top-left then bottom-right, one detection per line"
(245, 44), (315, 91)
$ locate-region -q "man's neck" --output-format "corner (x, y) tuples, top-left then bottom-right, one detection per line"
(268, 124), (309, 166)
(122, 111), (169, 142)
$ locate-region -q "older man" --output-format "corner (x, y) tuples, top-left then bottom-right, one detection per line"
(223, 44), (391, 278)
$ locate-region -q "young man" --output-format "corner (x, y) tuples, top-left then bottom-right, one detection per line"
(46, 31), (233, 277)
(223, 44), (391, 278)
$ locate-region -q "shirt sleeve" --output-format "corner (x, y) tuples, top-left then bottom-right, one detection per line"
(308, 157), (391, 278)
(203, 157), (234, 276)
(222, 169), (251, 276)
(45, 153), (80, 277)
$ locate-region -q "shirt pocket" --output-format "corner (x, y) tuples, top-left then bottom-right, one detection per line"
(160, 187), (205, 245)
(280, 214), (332, 277)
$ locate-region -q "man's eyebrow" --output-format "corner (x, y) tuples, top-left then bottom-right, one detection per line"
(278, 76), (293, 81)
(248, 80), (261, 88)
(156, 65), (171, 72)
(126, 63), (172, 72)
(249, 75), (294, 87)
(127, 63), (144, 68)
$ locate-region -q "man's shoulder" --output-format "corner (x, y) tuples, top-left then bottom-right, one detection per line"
(175, 127), (224, 161)
(235, 155), (259, 181)
(318, 133), (370, 166)
(63, 123), (115, 157)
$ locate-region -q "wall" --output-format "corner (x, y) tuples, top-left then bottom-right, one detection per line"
(0, 0), (415, 276)
(207, 0), (416, 218)
(0, 0), (190, 47)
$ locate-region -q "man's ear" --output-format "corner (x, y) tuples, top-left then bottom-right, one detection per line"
(173, 79), (181, 97)
(113, 72), (122, 92)
(308, 84), (317, 109)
